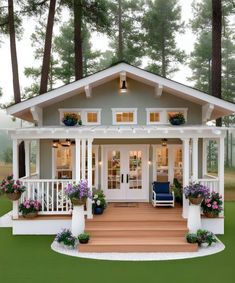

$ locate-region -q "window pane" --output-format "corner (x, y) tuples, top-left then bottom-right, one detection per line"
(150, 112), (160, 122)
(116, 112), (134, 122)
(87, 112), (98, 123)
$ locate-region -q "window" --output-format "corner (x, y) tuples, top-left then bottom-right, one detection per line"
(59, 108), (101, 125)
(146, 109), (162, 124)
(146, 108), (187, 125)
(112, 108), (137, 125)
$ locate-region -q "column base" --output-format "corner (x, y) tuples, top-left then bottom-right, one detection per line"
(71, 205), (85, 237)
(187, 204), (202, 233)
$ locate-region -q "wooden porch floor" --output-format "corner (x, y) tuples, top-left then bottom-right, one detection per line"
(80, 203), (198, 253)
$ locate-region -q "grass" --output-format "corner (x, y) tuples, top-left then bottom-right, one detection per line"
(0, 201), (234, 283)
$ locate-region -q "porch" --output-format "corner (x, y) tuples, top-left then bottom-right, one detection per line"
(9, 125), (225, 224)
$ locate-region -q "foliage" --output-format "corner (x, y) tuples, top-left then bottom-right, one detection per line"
(201, 191), (223, 215)
(168, 112), (185, 125)
(55, 229), (76, 247)
(142, 0), (185, 77)
(0, 175), (26, 194)
(93, 189), (106, 208)
(65, 180), (91, 200)
(78, 232), (90, 242)
(0, 147), (12, 164)
(185, 232), (198, 244)
(184, 183), (210, 199)
(172, 178), (182, 204)
(19, 199), (41, 215)
(62, 112), (81, 125)
(196, 229), (217, 246)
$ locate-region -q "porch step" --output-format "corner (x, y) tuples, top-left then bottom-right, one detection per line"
(78, 236), (198, 253)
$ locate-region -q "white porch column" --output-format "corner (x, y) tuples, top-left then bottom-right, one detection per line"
(24, 140), (31, 177)
(168, 146), (174, 184)
(81, 139), (86, 180)
(202, 138), (207, 177)
(75, 138), (81, 182)
(182, 138), (190, 218)
(192, 137), (198, 182)
(87, 138), (93, 219)
(218, 137), (224, 214)
(36, 140), (40, 177)
(12, 139), (19, 219)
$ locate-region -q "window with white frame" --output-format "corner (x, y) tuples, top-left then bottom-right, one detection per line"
(112, 108), (137, 125)
(146, 108), (187, 125)
(59, 108), (101, 125)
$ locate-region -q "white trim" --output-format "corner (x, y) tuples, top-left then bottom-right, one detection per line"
(111, 108), (138, 125)
(58, 108), (102, 126)
(7, 63), (235, 121)
(192, 137), (199, 182)
(202, 103), (214, 124)
(182, 138), (190, 219)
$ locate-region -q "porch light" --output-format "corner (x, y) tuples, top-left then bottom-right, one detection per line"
(120, 80), (127, 93)
(61, 139), (71, 147)
(52, 140), (59, 148)
(162, 138), (168, 147)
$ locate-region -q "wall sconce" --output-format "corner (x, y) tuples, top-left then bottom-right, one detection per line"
(120, 71), (127, 93)
(120, 80), (127, 93)
(148, 160), (152, 165)
(52, 140), (59, 148)
(61, 139), (71, 147)
(162, 138), (168, 147)
(99, 161), (102, 166)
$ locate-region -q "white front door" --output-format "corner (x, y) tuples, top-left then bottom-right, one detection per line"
(103, 145), (149, 202)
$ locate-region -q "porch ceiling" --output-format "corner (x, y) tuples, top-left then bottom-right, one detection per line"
(7, 125), (227, 140)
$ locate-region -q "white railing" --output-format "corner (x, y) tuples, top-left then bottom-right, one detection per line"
(20, 179), (76, 215)
(20, 172), (40, 180)
(198, 178), (219, 193)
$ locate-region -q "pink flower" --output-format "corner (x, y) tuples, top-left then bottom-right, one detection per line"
(26, 205), (30, 209)
(213, 201), (217, 205)
(207, 204), (211, 207)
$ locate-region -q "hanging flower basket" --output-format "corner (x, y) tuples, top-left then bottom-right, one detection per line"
(23, 212), (38, 219)
(6, 192), (22, 201)
(189, 196), (204, 205)
(204, 211), (219, 218)
(62, 112), (82, 127)
(65, 180), (91, 207)
(71, 198), (87, 206)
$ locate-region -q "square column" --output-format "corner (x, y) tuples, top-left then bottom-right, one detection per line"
(12, 139), (19, 219)
(24, 140), (31, 177)
(36, 140), (40, 177)
(192, 137), (198, 182)
(182, 138), (190, 218)
(87, 138), (93, 219)
(202, 138), (207, 177)
(218, 137), (224, 214)
(75, 138), (81, 182)
(81, 139), (86, 180)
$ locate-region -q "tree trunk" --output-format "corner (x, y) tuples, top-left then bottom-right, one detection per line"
(212, 0), (222, 126)
(118, 0), (123, 61)
(39, 0), (57, 94)
(8, 0), (21, 103)
(74, 0), (83, 80)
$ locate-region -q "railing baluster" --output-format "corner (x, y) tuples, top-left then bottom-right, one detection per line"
(46, 182), (49, 211)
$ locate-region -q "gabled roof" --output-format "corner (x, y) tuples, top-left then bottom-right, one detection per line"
(6, 62), (235, 122)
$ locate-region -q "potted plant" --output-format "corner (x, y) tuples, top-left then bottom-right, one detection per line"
(62, 112), (82, 126)
(184, 183), (210, 205)
(56, 229), (77, 249)
(65, 179), (91, 206)
(196, 229), (217, 247)
(0, 175), (26, 201)
(186, 232), (198, 244)
(201, 191), (223, 218)
(19, 199), (41, 218)
(172, 178), (183, 205)
(93, 189), (106, 214)
(169, 112), (185, 125)
(78, 232), (90, 244)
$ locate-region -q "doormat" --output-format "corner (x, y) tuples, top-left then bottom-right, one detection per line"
(114, 203), (138, 207)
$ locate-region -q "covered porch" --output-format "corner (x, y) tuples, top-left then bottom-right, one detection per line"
(9, 125), (225, 223)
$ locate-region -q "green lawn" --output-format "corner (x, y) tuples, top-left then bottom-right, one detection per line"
(0, 201), (234, 283)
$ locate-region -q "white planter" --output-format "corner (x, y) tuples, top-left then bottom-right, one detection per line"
(187, 204), (202, 233)
(71, 205), (85, 237)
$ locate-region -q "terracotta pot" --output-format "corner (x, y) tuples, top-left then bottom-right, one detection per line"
(79, 238), (89, 244)
(23, 212), (38, 219)
(6, 192), (22, 201)
(204, 211), (219, 218)
(71, 198), (87, 206)
(189, 196), (204, 205)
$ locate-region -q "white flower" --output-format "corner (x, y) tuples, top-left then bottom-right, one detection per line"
(97, 200), (101, 206)
(94, 194), (98, 199)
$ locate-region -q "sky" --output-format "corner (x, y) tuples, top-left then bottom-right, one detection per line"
(0, 0), (196, 104)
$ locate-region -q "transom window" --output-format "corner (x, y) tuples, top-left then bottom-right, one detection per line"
(112, 108), (137, 125)
(59, 108), (101, 125)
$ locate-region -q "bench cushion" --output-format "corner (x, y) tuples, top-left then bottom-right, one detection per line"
(155, 193), (173, 201)
(152, 182), (170, 194)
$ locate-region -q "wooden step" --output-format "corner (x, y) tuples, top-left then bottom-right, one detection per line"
(78, 237), (198, 253)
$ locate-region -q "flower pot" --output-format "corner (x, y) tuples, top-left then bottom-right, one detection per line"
(63, 119), (78, 126)
(79, 239), (89, 244)
(170, 118), (184, 126)
(94, 206), (104, 215)
(71, 198), (87, 206)
(189, 196), (204, 205)
(204, 211), (219, 218)
(6, 192), (22, 201)
(23, 212), (38, 219)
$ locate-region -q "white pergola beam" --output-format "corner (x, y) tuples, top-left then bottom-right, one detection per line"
(202, 103), (214, 123)
(84, 85), (91, 98)
(155, 84), (163, 97)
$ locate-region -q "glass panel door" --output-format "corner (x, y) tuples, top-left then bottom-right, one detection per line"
(129, 151), (142, 190)
(107, 150), (121, 190)
(156, 147), (169, 182)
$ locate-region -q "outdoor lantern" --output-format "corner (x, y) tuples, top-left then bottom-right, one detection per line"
(61, 139), (71, 147)
(161, 138), (168, 147)
(120, 80), (127, 93)
(52, 140), (59, 148)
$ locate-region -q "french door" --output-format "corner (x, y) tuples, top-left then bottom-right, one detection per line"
(103, 145), (148, 201)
